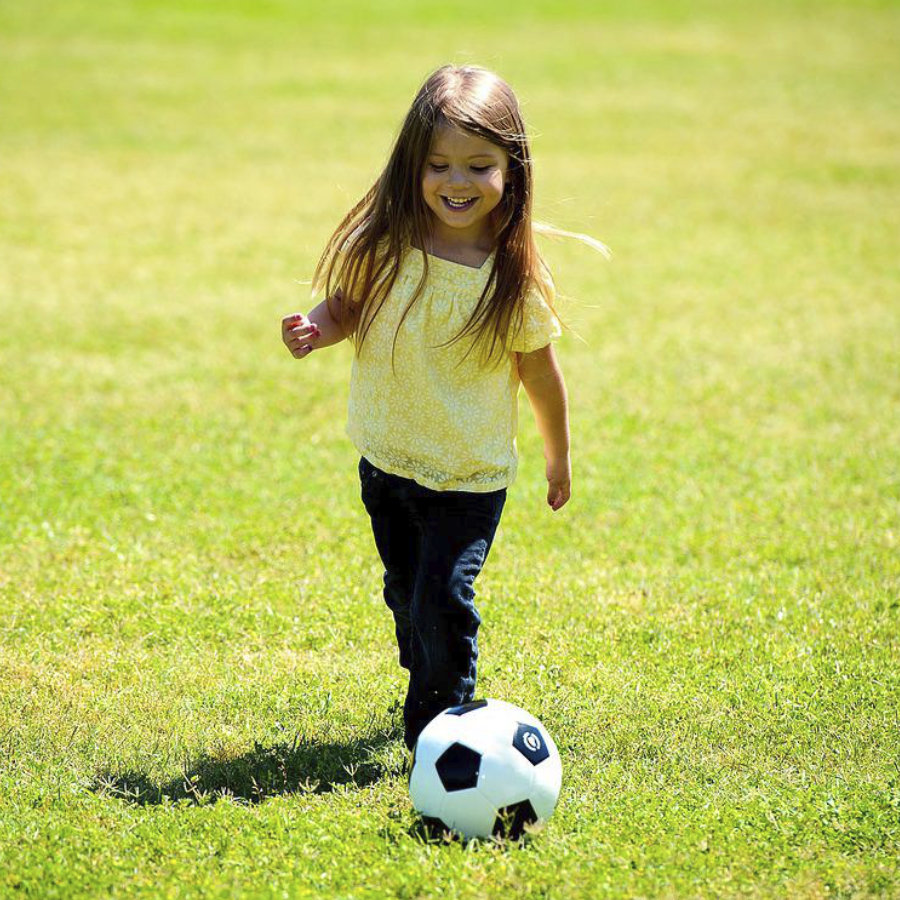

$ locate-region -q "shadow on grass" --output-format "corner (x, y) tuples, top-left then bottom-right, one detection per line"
(91, 727), (404, 806)
(405, 817), (539, 849)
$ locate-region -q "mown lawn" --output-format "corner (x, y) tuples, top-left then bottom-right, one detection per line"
(1, 0), (898, 897)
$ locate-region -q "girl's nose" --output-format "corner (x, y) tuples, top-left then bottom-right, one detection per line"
(447, 168), (469, 185)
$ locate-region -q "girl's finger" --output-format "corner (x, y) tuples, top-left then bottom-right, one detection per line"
(282, 314), (306, 333)
(286, 331), (316, 347)
(547, 485), (570, 510)
(288, 330), (318, 347)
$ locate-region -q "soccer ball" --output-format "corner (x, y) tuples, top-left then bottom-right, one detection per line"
(408, 698), (562, 841)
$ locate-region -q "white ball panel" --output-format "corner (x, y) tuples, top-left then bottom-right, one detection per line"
(528, 760), (563, 821)
(443, 709), (506, 756)
(415, 712), (467, 765)
(408, 761), (446, 817)
(484, 699), (541, 726)
(476, 741), (536, 810)
(439, 788), (498, 840)
(521, 718), (562, 821)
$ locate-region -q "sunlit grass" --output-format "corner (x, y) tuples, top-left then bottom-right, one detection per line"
(1, 0), (898, 897)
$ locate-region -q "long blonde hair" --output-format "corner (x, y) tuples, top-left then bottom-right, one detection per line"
(311, 64), (607, 369)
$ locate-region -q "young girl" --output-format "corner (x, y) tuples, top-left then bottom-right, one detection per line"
(281, 64), (576, 751)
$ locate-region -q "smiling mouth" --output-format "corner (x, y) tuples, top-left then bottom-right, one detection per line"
(441, 196), (478, 211)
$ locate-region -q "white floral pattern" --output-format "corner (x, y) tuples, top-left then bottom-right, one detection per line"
(344, 245), (561, 492)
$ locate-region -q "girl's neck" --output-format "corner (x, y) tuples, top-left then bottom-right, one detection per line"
(420, 226), (496, 269)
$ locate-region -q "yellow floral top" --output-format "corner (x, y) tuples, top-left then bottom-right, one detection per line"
(345, 245), (561, 492)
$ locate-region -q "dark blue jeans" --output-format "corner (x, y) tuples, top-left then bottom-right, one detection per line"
(358, 456), (507, 749)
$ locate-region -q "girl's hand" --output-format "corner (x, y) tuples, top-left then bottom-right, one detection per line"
(282, 313), (321, 359)
(546, 456), (571, 511)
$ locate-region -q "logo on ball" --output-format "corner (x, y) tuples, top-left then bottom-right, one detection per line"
(513, 722), (550, 764)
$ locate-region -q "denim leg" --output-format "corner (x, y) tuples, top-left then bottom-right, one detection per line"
(403, 488), (506, 748)
(359, 458), (417, 669)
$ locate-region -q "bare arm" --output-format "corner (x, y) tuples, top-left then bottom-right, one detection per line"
(517, 344), (571, 511)
(282, 290), (352, 358)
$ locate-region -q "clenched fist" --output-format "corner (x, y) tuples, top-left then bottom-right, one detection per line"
(281, 313), (321, 359)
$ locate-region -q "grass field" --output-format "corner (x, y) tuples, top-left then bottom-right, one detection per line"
(1, 0), (899, 896)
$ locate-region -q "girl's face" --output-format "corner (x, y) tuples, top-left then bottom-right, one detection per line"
(421, 126), (509, 247)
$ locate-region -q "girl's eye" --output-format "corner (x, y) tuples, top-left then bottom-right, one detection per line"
(427, 163), (493, 173)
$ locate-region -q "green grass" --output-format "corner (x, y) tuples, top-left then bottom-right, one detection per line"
(1, 0), (898, 896)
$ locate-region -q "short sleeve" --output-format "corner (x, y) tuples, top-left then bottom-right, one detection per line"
(508, 277), (562, 354)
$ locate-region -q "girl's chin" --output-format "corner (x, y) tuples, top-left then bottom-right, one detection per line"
(425, 206), (497, 239)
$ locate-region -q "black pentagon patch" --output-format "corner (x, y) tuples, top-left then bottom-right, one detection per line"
(493, 799), (538, 840)
(419, 816), (451, 840)
(445, 699), (488, 716)
(513, 723), (550, 765)
(435, 742), (481, 791)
